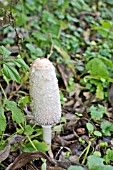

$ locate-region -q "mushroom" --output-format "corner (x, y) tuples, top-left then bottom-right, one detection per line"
(29, 58), (61, 148)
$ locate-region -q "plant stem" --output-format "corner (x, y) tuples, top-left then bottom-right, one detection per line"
(0, 83), (7, 99)
(78, 141), (92, 164)
(27, 135), (37, 150)
(0, 163), (6, 169)
(19, 123), (37, 150)
(82, 141), (91, 164)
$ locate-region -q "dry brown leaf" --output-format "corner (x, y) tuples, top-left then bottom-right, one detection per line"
(0, 143), (10, 163)
(6, 151), (56, 170)
(76, 128), (86, 134)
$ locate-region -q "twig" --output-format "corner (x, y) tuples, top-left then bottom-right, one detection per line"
(47, 34), (54, 59)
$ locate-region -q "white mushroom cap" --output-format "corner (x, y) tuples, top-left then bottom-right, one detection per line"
(29, 58), (61, 126)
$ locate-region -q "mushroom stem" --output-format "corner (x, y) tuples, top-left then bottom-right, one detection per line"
(42, 125), (52, 146)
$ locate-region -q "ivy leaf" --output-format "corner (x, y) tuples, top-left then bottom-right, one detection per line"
(86, 58), (109, 78)
(0, 107), (6, 132)
(32, 31), (48, 41)
(0, 46), (11, 59)
(90, 104), (105, 121)
(26, 43), (43, 57)
(103, 165), (113, 170)
(5, 99), (26, 125)
(26, 44), (36, 53)
(43, 24), (61, 37)
(101, 121), (113, 136)
(3, 64), (20, 83)
(68, 166), (85, 170)
(87, 155), (104, 169)
(97, 27), (113, 40)
(92, 165), (113, 170)
(104, 149), (113, 164)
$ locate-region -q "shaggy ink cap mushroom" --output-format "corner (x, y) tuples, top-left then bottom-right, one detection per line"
(29, 58), (61, 127)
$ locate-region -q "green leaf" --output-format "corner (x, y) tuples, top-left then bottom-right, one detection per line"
(53, 124), (63, 132)
(54, 44), (76, 75)
(86, 58), (109, 78)
(86, 123), (94, 134)
(24, 125), (34, 136)
(97, 27), (113, 39)
(0, 46), (11, 59)
(91, 165), (106, 170)
(100, 57), (113, 68)
(93, 151), (101, 157)
(94, 131), (102, 137)
(16, 13), (28, 26)
(5, 99), (26, 125)
(68, 165), (85, 170)
(35, 48), (43, 57)
(24, 140), (49, 152)
(0, 107), (6, 132)
(32, 31), (48, 41)
(26, 44), (36, 53)
(3, 64), (20, 83)
(87, 155), (104, 169)
(42, 10), (58, 24)
(106, 149), (113, 161)
(26, 44), (43, 57)
(90, 165), (113, 170)
(100, 20), (112, 29)
(18, 96), (30, 109)
(104, 149), (113, 164)
(90, 105), (105, 121)
(43, 24), (61, 37)
(100, 142), (108, 147)
(103, 165), (113, 170)
(33, 140), (49, 152)
(70, 0), (91, 12)
(15, 57), (30, 72)
(101, 121), (113, 136)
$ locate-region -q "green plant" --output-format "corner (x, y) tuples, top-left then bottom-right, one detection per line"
(86, 122), (102, 137)
(66, 77), (75, 92)
(87, 155), (113, 170)
(0, 46), (29, 83)
(68, 166), (85, 170)
(100, 121), (113, 136)
(89, 104), (106, 121)
(60, 90), (67, 105)
(104, 149), (113, 164)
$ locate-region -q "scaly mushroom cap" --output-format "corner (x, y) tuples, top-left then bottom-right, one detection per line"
(29, 58), (61, 126)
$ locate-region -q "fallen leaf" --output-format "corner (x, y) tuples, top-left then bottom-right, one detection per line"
(6, 151), (56, 170)
(76, 128), (86, 134)
(0, 143), (10, 163)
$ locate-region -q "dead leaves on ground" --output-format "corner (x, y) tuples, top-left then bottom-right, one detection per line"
(6, 151), (73, 170)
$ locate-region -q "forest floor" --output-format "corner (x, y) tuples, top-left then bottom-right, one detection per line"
(0, 1), (113, 170)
